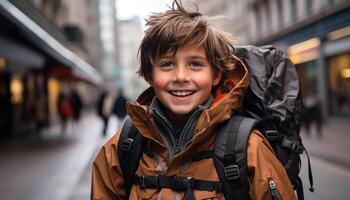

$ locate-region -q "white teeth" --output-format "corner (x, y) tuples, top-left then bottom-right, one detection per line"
(170, 91), (194, 97)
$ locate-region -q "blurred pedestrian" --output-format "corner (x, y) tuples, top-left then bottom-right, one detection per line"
(0, 84), (13, 138)
(71, 90), (83, 128)
(113, 89), (128, 129)
(337, 81), (350, 113)
(57, 92), (73, 134)
(303, 92), (323, 137)
(96, 91), (114, 137)
(34, 92), (48, 136)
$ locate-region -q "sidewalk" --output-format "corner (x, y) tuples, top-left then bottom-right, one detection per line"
(301, 117), (350, 170)
(69, 115), (123, 200)
(0, 110), (117, 200)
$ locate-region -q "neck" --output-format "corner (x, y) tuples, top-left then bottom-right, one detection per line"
(164, 109), (190, 130)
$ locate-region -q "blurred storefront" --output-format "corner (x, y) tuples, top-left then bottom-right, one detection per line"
(0, 0), (102, 138)
(265, 4), (350, 119)
(327, 52), (350, 116)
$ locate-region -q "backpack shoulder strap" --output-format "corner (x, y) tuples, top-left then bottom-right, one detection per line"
(117, 117), (146, 198)
(214, 115), (258, 200)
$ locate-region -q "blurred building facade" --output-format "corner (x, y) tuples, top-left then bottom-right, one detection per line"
(198, 0), (350, 119)
(30, 0), (103, 111)
(0, 0), (103, 138)
(98, 0), (119, 87)
(117, 16), (146, 99)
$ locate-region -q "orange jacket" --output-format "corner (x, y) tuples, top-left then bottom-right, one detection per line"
(91, 56), (296, 200)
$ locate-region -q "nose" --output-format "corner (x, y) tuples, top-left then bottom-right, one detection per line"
(173, 64), (190, 82)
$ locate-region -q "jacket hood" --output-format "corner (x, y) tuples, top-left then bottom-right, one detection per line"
(126, 54), (249, 150)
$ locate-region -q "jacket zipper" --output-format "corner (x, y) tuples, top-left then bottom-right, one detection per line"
(152, 106), (210, 158)
(177, 107), (204, 152)
(174, 138), (180, 155)
(268, 178), (282, 200)
(153, 109), (178, 158)
(184, 119), (210, 148)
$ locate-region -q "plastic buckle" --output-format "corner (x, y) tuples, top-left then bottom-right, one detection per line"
(266, 130), (279, 141)
(186, 177), (193, 189)
(121, 138), (134, 152)
(224, 164), (240, 181)
(139, 176), (146, 188)
(291, 142), (304, 154)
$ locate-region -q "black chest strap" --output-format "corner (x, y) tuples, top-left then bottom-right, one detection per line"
(134, 175), (221, 200)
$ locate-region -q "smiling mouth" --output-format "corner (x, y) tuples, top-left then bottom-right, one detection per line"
(169, 90), (195, 97)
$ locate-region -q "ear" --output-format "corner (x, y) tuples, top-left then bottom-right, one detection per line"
(212, 69), (223, 86)
(148, 78), (153, 86)
(147, 72), (154, 86)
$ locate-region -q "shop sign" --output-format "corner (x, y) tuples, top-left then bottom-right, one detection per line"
(288, 37), (320, 64)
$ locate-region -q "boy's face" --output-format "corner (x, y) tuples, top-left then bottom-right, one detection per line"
(150, 44), (222, 115)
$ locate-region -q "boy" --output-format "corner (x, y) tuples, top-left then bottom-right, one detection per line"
(91, 1), (296, 199)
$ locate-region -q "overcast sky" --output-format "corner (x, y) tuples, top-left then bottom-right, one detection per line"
(116, 0), (173, 20)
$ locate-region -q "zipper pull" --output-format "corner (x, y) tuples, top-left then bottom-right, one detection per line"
(268, 178), (282, 200)
(174, 138), (180, 155)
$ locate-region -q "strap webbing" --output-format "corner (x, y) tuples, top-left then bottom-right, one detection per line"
(135, 175), (221, 200)
(191, 150), (214, 162)
(234, 116), (258, 199)
(214, 115), (258, 200)
(303, 148), (315, 192)
(135, 175), (222, 191)
(118, 117), (146, 198)
(296, 176), (305, 200)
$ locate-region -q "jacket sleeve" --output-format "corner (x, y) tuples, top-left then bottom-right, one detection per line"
(247, 130), (296, 200)
(91, 130), (126, 200)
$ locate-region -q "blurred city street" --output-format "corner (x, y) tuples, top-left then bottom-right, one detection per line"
(300, 118), (350, 199)
(0, 110), (122, 200)
(1, 0), (350, 200)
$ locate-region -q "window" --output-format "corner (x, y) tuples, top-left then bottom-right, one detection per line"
(265, 1), (272, 31)
(277, 0), (284, 29)
(291, 0), (297, 21)
(254, 5), (262, 36)
(305, 0), (313, 15)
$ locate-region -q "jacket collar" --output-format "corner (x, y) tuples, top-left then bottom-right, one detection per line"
(147, 96), (213, 159)
(148, 95), (213, 133)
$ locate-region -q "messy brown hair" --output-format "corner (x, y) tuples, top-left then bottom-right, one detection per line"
(138, 0), (238, 83)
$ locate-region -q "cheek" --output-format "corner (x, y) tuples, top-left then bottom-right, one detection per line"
(151, 74), (169, 90)
(194, 73), (215, 88)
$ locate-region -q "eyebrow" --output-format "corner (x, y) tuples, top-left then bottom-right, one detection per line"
(187, 55), (206, 60)
(157, 54), (207, 60)
(159, 55), (173, 59)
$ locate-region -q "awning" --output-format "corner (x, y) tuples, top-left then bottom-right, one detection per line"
(0, 0), (103, 85)
(0, 35), (44, 73)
